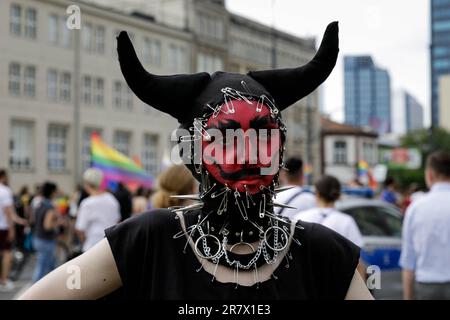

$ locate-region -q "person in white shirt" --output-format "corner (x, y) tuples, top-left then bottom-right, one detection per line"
(294, 175), (365, 278)
(75, 169), (121, 252)
(294, 175), (363, 248)
(400, 150), (450, 300)
(275, 157), (316, 219)
(0, 169), (28, 291)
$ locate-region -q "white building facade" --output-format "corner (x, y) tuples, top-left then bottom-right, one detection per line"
(1, 0), (322, 193)
(321, 117), (378, 184)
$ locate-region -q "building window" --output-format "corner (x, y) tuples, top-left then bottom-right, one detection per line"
(333, 141), (347, 164)
(47, 69), (58, 99)
(24, 66), (36, 97)
(60, 72), (71, 102)
(113, 81), (132, 110)
(24, 8), (37, 39)
(198, 13), (224, 41)
(125, 86), (133, 110)
(82, 76), (92, 104)
(142, 134), (158, 177)
(95, 26), (105, 54)
(94, 78), (104, 106)
(169, 44), (188, 73)
(83, 22), (93, 51)
(48, 14), (58, 44)
(82, 128), (102, 172)
(113, 81), (122, 108)
(168, 44), (178, 71)
(10, 121), (33, 170)
(10, 4), (21, 36)
(114, 131), (131, 156)
(61, 17), (72, 48)
(48, 125), (68, 171)
(197, 53), (223, 73)
(143, 38), (162, 66)
(9, 63), (21, 96)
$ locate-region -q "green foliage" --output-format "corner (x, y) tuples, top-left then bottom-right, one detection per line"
(390, 127), (450, 188)
(401, 127), (450, 160)
(388, 168), (425, 189)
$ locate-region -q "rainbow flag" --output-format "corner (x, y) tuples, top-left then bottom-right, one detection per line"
(90, 133), (153, 192)
(55, 196), (69, 215)
(358, 160), (369, 177)
(358, 160), (378, 190)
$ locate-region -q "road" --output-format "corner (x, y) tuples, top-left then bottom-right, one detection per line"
(0, 254), (35, 300)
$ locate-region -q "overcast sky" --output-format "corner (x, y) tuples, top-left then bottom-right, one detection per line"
(226, 0), (430, 126)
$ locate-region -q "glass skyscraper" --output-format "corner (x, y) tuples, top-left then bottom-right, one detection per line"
(431, 0), (450, 127)
(344, 56), (391, 134)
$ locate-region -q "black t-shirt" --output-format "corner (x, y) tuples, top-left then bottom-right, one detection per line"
(34, 199), (57, 240)
(104, 209), (360, 300)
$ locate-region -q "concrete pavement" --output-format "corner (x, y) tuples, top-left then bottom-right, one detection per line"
(0, 254), (35, 300)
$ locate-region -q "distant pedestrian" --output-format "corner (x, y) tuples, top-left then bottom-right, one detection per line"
(275, 157), (316, 219)
(380, 177), (400, 206)
(75, 169), (121, 252)
(113, 183), (132, 222)
(151, 165), (196, 209)
(31, 181), (60, 283)
(0, 169), (27, 291)
(294, 175), (363, 247)
(132, 186), (149, 216)
(400, 151), (450, 299)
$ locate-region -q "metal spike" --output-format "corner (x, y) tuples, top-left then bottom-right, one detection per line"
(170, 194), (200, 200)
(292, 237), (302, 247)
(272, 202), (297, 210)
(177, 202), (204, 212)
(234, 190), (248, 220)
(217, 190), (229, 216)
(259, 194), (266, 218)
(274, 186), (296, 193)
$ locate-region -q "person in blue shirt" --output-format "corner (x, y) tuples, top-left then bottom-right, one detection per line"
(380, 177), (400, 206)
(400, 150), (450, 300)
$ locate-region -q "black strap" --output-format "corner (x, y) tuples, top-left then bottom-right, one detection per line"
(278, 189), (308, 216)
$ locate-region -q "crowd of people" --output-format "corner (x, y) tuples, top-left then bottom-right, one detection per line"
(0, 164), (196, 292)
(1, 150), (450, 299)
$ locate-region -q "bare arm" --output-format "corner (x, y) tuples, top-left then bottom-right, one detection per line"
(402, 269), (415, 300)
(345, 269), (374, 300)
(18, 238), (122, 300)
(43, 209), (59, 231)
(4, 206), (28, 226)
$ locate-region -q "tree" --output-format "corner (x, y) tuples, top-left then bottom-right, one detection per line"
(389, 127), (450, 189)
(401, 127), (450, 160)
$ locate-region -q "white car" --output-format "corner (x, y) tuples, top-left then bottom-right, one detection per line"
(336, 198), (403, 299)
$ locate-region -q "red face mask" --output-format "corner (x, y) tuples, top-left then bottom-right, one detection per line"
(202, 99), (281, 195)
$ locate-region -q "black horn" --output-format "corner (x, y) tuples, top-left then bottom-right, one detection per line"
(247, 21), (339, 111)
(117, 31), (211, 123)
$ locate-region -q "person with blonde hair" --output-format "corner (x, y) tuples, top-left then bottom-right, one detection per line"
(75, 168), (121, 252)
(151, 165), (196, 209)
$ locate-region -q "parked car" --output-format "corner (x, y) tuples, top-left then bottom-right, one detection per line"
(336, 198), (403, 299)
